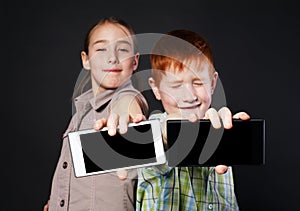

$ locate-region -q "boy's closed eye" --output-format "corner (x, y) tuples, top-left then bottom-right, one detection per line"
(193, 81), (204, 87)
(169, 83), (182, 88)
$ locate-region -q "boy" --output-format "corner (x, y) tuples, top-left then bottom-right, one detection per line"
(136, 30), (249, 211)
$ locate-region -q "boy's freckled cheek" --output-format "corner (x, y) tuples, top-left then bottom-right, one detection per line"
(160, 93), (179, 112)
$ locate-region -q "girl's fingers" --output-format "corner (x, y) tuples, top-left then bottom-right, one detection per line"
(116, 169), (128, 180)
(118, 114), (130, 134)
(94, 118), (107, 130)
(107, 113), (119, 136)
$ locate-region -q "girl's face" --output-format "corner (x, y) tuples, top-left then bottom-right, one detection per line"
(150, 59), (218, 119)
(81, 23), (139, 94)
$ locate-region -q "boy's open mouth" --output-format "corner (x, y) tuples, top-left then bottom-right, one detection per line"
(179, 104), (201, 110)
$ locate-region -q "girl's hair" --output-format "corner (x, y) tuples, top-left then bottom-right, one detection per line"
(150, 29), (214, 84)
(83, 16), (137, 54)
(73, 17), (136, 100)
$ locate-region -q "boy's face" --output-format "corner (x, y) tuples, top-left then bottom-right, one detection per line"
(150, 59), (218, 119)
(81, 23), (139, 94)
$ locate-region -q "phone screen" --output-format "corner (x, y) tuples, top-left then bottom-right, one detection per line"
(166, 119), (265, 166)
(79, 124), (157, 173)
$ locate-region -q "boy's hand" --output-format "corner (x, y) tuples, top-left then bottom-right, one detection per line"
(204, 107), (250, 128)
(204, 107), (250, 174)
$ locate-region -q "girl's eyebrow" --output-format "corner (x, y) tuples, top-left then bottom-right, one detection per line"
(92, 39), (132, 46)
(92, 40), (107, 45)
(116, 40), (132, 46)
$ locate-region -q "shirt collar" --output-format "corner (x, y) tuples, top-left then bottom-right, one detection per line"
(74, 79), (133, 112)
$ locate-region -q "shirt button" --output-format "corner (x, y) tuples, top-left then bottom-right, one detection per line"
(62, 162), (68, 169)
(208, 204), (213, 210)
(60, 199), (65, 207)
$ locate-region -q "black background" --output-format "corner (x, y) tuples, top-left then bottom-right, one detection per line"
(3, 0), (300, 210)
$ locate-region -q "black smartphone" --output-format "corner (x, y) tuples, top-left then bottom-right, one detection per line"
(166, 119), (265, 167)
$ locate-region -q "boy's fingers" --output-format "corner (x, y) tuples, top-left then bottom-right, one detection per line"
(94, 118), (107, 130)
(188, 113), (198, 122)
(218, 107), (232, 129)
(107, 113), (119, 136)
(233, 112), (250, 120)
(215, 165), (228, 174)
(119, 114), (129, 134)
(204, 108), (221, 129)
(116, 169), (128, 180)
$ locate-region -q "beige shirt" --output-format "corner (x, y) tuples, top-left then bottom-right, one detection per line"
(49, 80), (148, 211)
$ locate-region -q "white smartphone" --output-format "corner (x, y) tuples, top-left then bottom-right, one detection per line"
(68, 119), (166, 177)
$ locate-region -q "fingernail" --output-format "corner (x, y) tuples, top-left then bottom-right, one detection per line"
(108, 129), (114, 135)
(117, 170), (128, 180)
(225, 122), (232, 128)
(119, 128), (127, 134)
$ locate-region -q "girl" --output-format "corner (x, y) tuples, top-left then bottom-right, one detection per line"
(45, 17), (148, 211)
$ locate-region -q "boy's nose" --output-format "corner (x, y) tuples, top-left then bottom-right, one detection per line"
(183, 93), (198, 103)
(182, 86), (198, 103)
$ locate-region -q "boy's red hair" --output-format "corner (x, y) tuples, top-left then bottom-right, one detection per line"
(150, 30), (215, 84)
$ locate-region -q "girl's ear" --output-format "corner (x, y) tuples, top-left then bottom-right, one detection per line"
(149, 77), (161, 100)
(132, 53), (140, 71)
(81, 51), (90, 70)
(211, 71), (218, 95)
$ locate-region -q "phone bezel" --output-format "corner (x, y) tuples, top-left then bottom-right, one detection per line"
(68, 119), (166, 177)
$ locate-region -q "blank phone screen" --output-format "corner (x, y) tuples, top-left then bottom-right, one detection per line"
(167, 119), (265, 166)
(79, 124), (156, 173)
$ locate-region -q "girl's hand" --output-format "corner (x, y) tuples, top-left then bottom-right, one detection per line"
(43, 200), (49, 211)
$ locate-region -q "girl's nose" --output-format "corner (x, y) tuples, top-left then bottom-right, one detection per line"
(108, 50), (118, 64)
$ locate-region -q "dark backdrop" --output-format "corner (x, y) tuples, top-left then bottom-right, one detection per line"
(3, 1), (300, 210)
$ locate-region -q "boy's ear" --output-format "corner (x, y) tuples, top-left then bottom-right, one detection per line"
(211, 71), (218, 95)
(132, 53), (140, 71)
(149, 77), (161, 100)
(81, 51), (91, 70)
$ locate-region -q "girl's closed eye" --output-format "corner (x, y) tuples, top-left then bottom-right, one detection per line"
(96, 48), (107, 52)
(118, 48), (129, 52)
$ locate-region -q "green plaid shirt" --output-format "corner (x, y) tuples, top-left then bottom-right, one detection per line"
(136, 113), (239, 211)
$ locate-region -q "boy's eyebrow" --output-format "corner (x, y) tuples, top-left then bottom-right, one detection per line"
(167, 79), (183, 83)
